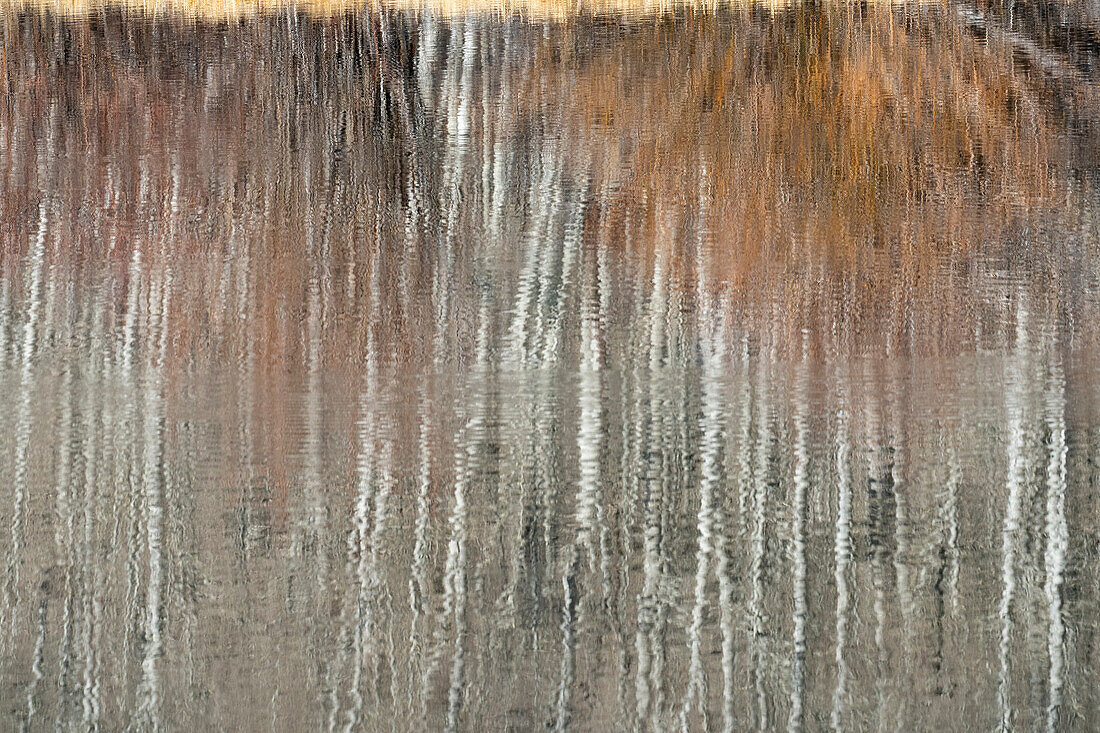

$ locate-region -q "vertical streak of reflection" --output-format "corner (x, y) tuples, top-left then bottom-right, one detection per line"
(136, 198), (173, 731)
(615, 209), (644, 728)
(335, 186), (381, 730)
(366, 194), (398, 724)
(6, 193), (50, 652)
(408, 379), (434, 716)
(863, 361), (889, 732)
(53, 360), (76, 725)
(303, 154), (330, 732)
(22, 595), (48, 733)
(80, 308), (106, 730)
(749, 339), (771, 732)
(540, 173), (585, 366)
(339, 293), (377, 733)
(944, 436), (961, 617)
(368, 400), (397, 725)
(507, 156), (560, 366)
(788, 339), (809, 733)
(487, 28), (511, 238)
(594, 226), (613, 620)
(102, 283), (128, 712)
(233, 212), (256, 564)
(888, 360), (912, 727)
(479, 25), (493, 234)
(554, 566), (578, 732)
(116, 147), (151, 707)
(447, 24), (484, 732)
(417, 15), (438, 114)
(0, 278), (10, 371)
(716, 337), (744, 733)
(555, 197), (601, 732)
(831, 359), (852, 732)
(682, 161), (721, 732)
(27, 363), (72, 730)
(1043, 341), (1067, 732)
(441, 296), (490, 733)
(635, 233), (669, 729)
(439, 18), (477, 327)
(998, 300), (1030, 732)
(734, 341), (752, 536)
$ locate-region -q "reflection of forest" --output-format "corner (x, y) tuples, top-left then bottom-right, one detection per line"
(3, 4), (1099, 357)
(1, 6), (1099, 731)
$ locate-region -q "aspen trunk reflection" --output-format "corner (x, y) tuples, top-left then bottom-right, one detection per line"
(2, 4), (1100, 730)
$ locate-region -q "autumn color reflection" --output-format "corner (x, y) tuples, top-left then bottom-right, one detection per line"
(1, 5), (1099, 730)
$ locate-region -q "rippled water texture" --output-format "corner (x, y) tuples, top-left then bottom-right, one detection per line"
(3, 3), (1100, 729)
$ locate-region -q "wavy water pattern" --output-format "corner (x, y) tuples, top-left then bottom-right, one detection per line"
(2, 5), (1100, 729)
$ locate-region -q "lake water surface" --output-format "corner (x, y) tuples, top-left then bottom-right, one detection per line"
(2, 3), (1100, 729)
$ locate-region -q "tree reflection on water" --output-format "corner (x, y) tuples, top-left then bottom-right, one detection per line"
(1, 4), (1099, 730)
